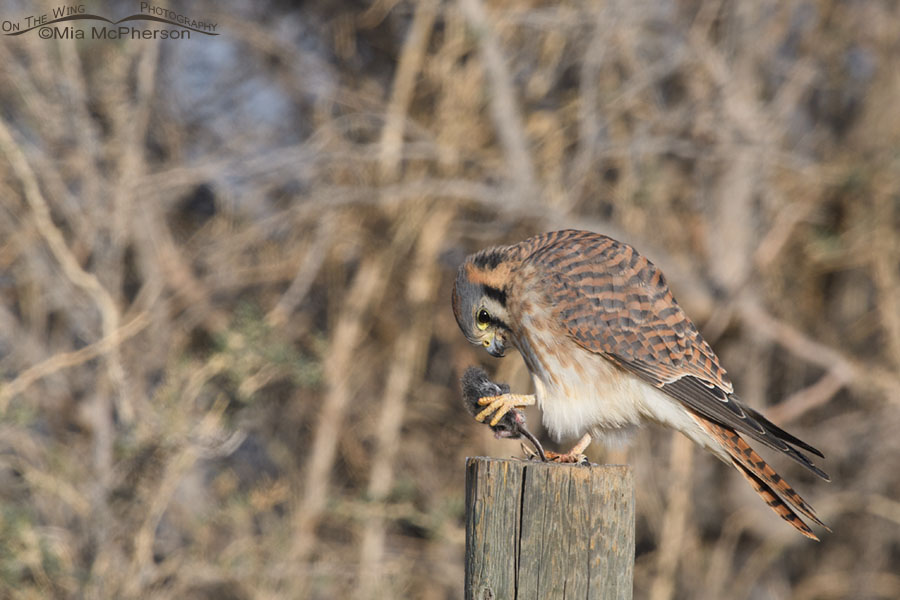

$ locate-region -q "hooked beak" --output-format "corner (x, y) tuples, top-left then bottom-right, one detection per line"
(485, 334), (506, 358)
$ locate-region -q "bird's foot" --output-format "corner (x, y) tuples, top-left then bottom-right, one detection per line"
(542, 433), (592, 465)
(543, 450), (589, 464)
(475, 393), (535, 427)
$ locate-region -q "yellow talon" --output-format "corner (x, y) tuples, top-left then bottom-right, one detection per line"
(474, 397), (504, 423)
(489, 404), (512, 427)
(477, 394), (501, 406)
(473, 393), (536, 425)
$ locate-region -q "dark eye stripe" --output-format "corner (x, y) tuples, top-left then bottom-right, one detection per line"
(483, 285), (507, 306)
(491, 317), (511, 332)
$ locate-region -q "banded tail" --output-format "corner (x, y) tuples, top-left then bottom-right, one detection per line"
(690, 412), (830, 540)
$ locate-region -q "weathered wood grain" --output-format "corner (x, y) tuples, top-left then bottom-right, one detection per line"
(465, 457), (634, 600)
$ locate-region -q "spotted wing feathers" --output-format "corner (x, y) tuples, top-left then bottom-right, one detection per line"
(523, 230), (731, 390)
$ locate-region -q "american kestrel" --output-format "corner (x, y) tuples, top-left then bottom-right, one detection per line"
(452, 229), (829, 540)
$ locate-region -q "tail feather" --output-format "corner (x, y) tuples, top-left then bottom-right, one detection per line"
(689, 411), (830, 538)
(730, 459), (820, 541)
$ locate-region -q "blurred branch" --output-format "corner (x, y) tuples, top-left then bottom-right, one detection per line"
(701, 512), (753, 600)
(379, 0), (438, 180)
(872, 190), (900, 369)
(568, 6), (614, 206)
(738, 299), (855, 384)
(267, 218), (334, 328)
(0, 312), (151, 413)
(134, 200), (229, 332)
(15, 456), (92, 517)
(125, 394), (233, 596)
(793, 571), (900, 600)
(649, 433), (694, 600)
(0, 115), (131, 465)
(865, 494), (900, 527)
(356, 207), (453, 597)
(459, 0), (537, 200)
(290, 254), (389, 578)
(767, 371), (846, 425)
(0, 119), (121, 339)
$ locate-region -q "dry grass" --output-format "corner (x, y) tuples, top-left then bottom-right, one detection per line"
(1, 0), (899, 598)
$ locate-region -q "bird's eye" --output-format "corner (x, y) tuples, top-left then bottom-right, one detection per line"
(476, 308), (491, 330)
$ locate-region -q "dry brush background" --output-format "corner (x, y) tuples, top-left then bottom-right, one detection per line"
(1, 0), (899, 598)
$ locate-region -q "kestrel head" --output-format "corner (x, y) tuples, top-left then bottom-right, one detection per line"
(452, 247), (515, 358)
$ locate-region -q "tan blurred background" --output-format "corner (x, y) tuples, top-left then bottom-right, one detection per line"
(1, 0), (899, 598)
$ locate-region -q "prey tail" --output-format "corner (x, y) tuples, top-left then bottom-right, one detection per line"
(689, 412), (830, 540)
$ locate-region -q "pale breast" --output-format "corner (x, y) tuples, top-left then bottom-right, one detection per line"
(518, 318), (715, 451)
(523, 323), (642, 439)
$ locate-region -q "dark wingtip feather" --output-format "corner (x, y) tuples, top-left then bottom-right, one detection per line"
(803, 459), (831, 483)
(664, 375), (829, 478)
(747, 407), (826, 458)
(759, 433), (829, 480)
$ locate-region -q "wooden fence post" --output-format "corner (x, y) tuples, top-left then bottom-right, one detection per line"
(465, 457), (634, 600)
